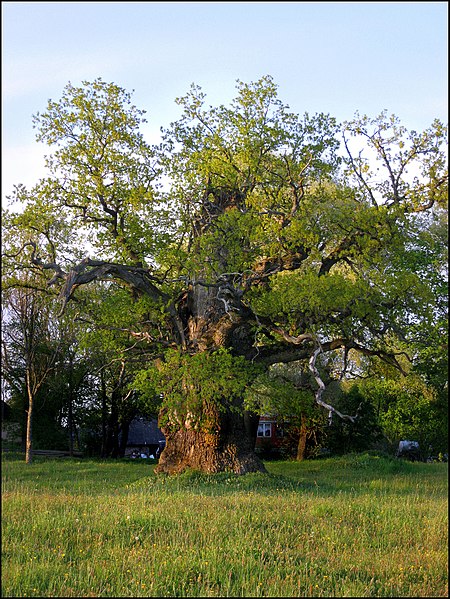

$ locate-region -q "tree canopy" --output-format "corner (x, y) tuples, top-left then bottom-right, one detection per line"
(2, 76), (447, 471)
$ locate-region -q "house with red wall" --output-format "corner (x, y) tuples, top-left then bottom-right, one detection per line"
(255, 415), (286, 455)
(124, 414), (289, 460)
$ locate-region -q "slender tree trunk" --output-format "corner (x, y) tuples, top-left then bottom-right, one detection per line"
(106, 393), (120, 458)
(25, 372), (33, 464)
(74, 422), (80, 452)
(67, 357), (74, 456)
(118, 420), (130, 458)
(296, 414), (308, 461)
(67, 389), (74, 457)
(100, 372), (108, 458)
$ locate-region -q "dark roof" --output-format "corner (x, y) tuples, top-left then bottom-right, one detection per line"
(126, 418), (165, 446)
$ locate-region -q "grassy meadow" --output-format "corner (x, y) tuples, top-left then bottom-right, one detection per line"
(1, 452), (448, 597)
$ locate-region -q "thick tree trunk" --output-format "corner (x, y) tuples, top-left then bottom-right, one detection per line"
(155, 402), (266, 475)
(155, 282), (267, 475)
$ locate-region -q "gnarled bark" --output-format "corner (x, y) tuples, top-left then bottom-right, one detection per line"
(155, 281), (267, 475)
(155, 404), (266, 475)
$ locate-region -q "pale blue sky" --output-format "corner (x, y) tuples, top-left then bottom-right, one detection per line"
(2, 1), (448, 200)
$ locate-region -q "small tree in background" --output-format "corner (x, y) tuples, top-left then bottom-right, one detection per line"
(323, 383), (383, 455)
(360, 376), (447, 456)
(2, 285), (59, 463)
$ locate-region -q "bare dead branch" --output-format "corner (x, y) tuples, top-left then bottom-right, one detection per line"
(308, 344), (359, 423)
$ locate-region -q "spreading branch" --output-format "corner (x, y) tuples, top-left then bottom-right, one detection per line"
(28, 247), (188, 347)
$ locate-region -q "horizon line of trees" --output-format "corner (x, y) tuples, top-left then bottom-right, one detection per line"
(2, 281), (447, 460)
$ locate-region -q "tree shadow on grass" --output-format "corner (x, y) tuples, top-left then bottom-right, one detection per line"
(129, 454), (447, 498)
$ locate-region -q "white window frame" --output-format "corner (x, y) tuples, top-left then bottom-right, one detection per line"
(257, 422), (272, 438)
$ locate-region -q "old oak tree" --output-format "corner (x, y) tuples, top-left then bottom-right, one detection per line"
(4, 77), (447, 472)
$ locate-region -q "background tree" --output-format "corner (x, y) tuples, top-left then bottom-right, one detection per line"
(323, 383), (383, 455)
(1, 284), (59, 463)
(244, 361), (327, 461)
(75, 284), (164, 457)
(3, 76), (447, 473)
(354, 374), (447, 456)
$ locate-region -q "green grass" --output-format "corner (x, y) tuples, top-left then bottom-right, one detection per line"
(2, 452), (448, 597)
